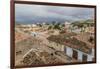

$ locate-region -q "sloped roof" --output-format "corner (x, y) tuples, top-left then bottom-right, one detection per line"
(47, 33), (91, 54)
(73, 32), (95, 48)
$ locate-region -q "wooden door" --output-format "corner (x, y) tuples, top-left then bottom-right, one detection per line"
(72, 50), (78, 60)
(82, 54), (87, 62)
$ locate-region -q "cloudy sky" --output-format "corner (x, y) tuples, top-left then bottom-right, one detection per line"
(15, 4), (94, 24)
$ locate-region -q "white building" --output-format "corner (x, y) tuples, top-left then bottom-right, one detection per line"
(47, 35), (94, 62)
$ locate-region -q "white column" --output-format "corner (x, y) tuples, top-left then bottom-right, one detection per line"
(66, 46), (73, 57)
(87, 48), (94, 61)
(77, 50), (83, 61)
(91, 48), (94, 56)
(87, 55), (93, 61)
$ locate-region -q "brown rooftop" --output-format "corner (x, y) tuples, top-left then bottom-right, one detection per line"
(73, 32), (95, 48)
(47, 33), (91, 54)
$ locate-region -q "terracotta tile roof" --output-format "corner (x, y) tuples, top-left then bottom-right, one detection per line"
(21, 51), (69, 66)
(47, 33), (91, 54)
(73, 32), (95, 48)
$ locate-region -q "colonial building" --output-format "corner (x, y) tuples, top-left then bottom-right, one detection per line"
(47, 33), (94, 62)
